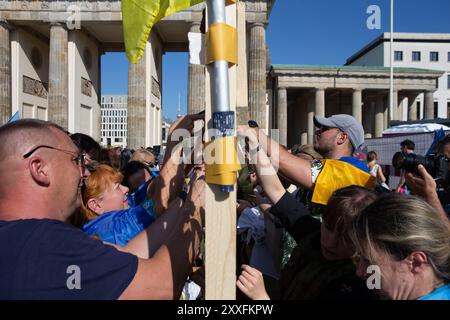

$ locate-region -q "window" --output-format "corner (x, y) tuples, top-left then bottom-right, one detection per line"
(434, 102), (438, 118)
(430, 51), (439, 62)
(394, 51), (403, 61)
(448, 74), (450, 89)
(417, 101), (421, 120)
(448, 52), (450, 62)
(447, 102), (450, 119)
(412, 51), (421, 62)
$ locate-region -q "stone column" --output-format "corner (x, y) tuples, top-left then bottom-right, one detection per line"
(248, 23), (266, 129)
(127, 57), (146, 149)
(48, 23), (68, 129)
(375, 95), (384, 138)
(408, 93), (418, 121)
(298, 95), (307, 146)
(307, 94), (314, 144)
(352, 89), (362, 123)
(362, 99), (374, 139)
(391, 90), (398, 121)
(315, 88), (325, 117)
(0, 20), (11, 124)
(424, 91), (435, 119)
(277, 87), (287, 146)
(187, 22), (205, 114)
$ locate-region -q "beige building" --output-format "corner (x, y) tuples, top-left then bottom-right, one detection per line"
(0, 0), (275, 149)
(346, 33), (450, 119)
(268, 65), (443, 147)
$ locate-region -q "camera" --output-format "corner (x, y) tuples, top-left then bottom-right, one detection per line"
(392, 152), (449, 187)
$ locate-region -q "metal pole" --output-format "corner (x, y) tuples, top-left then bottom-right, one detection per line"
(207, 0), (230, 114)
(389, 0), (394, 124)
(206, 0), (235, 192)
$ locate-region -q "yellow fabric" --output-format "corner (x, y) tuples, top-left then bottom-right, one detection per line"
(312, 159), (376, 205)
(205, 23), (238, 65)
(226, 0), (236, 5)
(122, 0), (205, 63)
(205, 136), (241, 186)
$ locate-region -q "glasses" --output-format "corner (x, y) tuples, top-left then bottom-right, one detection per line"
(23, 145), (86, 171)
(316, 126), (339, 134)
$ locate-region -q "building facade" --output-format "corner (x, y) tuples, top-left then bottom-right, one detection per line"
(0, 1), (275, 146)
(268, 65), (443, 147)
(100, 95), (127, 148)
(346, 33), (450, 120)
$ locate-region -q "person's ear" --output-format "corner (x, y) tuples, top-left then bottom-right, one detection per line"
(407, 251), (429, 274)
(336, 132), (347, 146)
(28, 156), (50, 187)
(87, 198), (103, 215)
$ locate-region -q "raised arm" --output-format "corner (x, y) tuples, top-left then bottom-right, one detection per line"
(405, 165), (450, 231)
(148, 115), (202, 215)
(240, 126), (313, 190)
(119, 176), (204, 299)
(247, 135), (320, 242)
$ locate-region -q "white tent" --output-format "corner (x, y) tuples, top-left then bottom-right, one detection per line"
(383, 123), (450, 136)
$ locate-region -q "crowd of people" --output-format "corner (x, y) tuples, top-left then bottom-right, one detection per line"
(0, 111), (449, 300)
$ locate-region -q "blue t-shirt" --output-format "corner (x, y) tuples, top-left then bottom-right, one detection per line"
(418, 283), (450, 300)
(0, 219), (137, 299)
(82, 202), (155, 246)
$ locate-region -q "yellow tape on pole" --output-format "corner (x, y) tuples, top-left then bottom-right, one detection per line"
(205, 23), (238, 65)
(205, 136), (241, 186)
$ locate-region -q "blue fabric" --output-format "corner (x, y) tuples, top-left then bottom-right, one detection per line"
(4, 111), (19, 125)
(418, 283), (450, 300)
(427, 128), (446, 156)
(0, 219), (137, 299)
(339, 157), (369, 173)
(82, 202), (155, 246)
(127, 180), (150, 207)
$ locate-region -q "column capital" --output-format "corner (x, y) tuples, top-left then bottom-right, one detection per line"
(248, 22), (267, 29)
(352, 88), (363, 93)
(49, 21), (68, 30)
(189, 21), (202, 32)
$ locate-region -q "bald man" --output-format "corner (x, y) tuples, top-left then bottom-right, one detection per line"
(0, 119), (203, 299)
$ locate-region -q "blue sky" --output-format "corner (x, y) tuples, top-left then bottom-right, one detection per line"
(101, 0), (450, 122)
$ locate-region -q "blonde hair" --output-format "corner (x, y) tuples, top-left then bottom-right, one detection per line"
(80, 164), (123, 221)
(351, 193), (450, 282)
(130, 148), (155, 165)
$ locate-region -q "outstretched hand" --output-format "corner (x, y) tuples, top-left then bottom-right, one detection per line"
(169, 114), (204, 135)
(236, 264), (270, 300)
(405, 165), (437, 201)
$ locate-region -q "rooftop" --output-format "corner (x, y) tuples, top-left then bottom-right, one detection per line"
(346, 32), (450, 65)
(271, 64), (443, 74)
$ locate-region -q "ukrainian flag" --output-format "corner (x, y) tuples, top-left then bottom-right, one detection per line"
(122, 0), (205, 63)
(312, 159), (376, 205)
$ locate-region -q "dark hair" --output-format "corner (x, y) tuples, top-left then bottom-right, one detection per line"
(120, 148), (134, 171)
(436, 134), (450, 155)
(400, 139), (415, 151)
(70, 133), (101, 161)
(367, 151), (378, 162)
(322, 186), (377, 242)
(121, 161), (146, 189)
